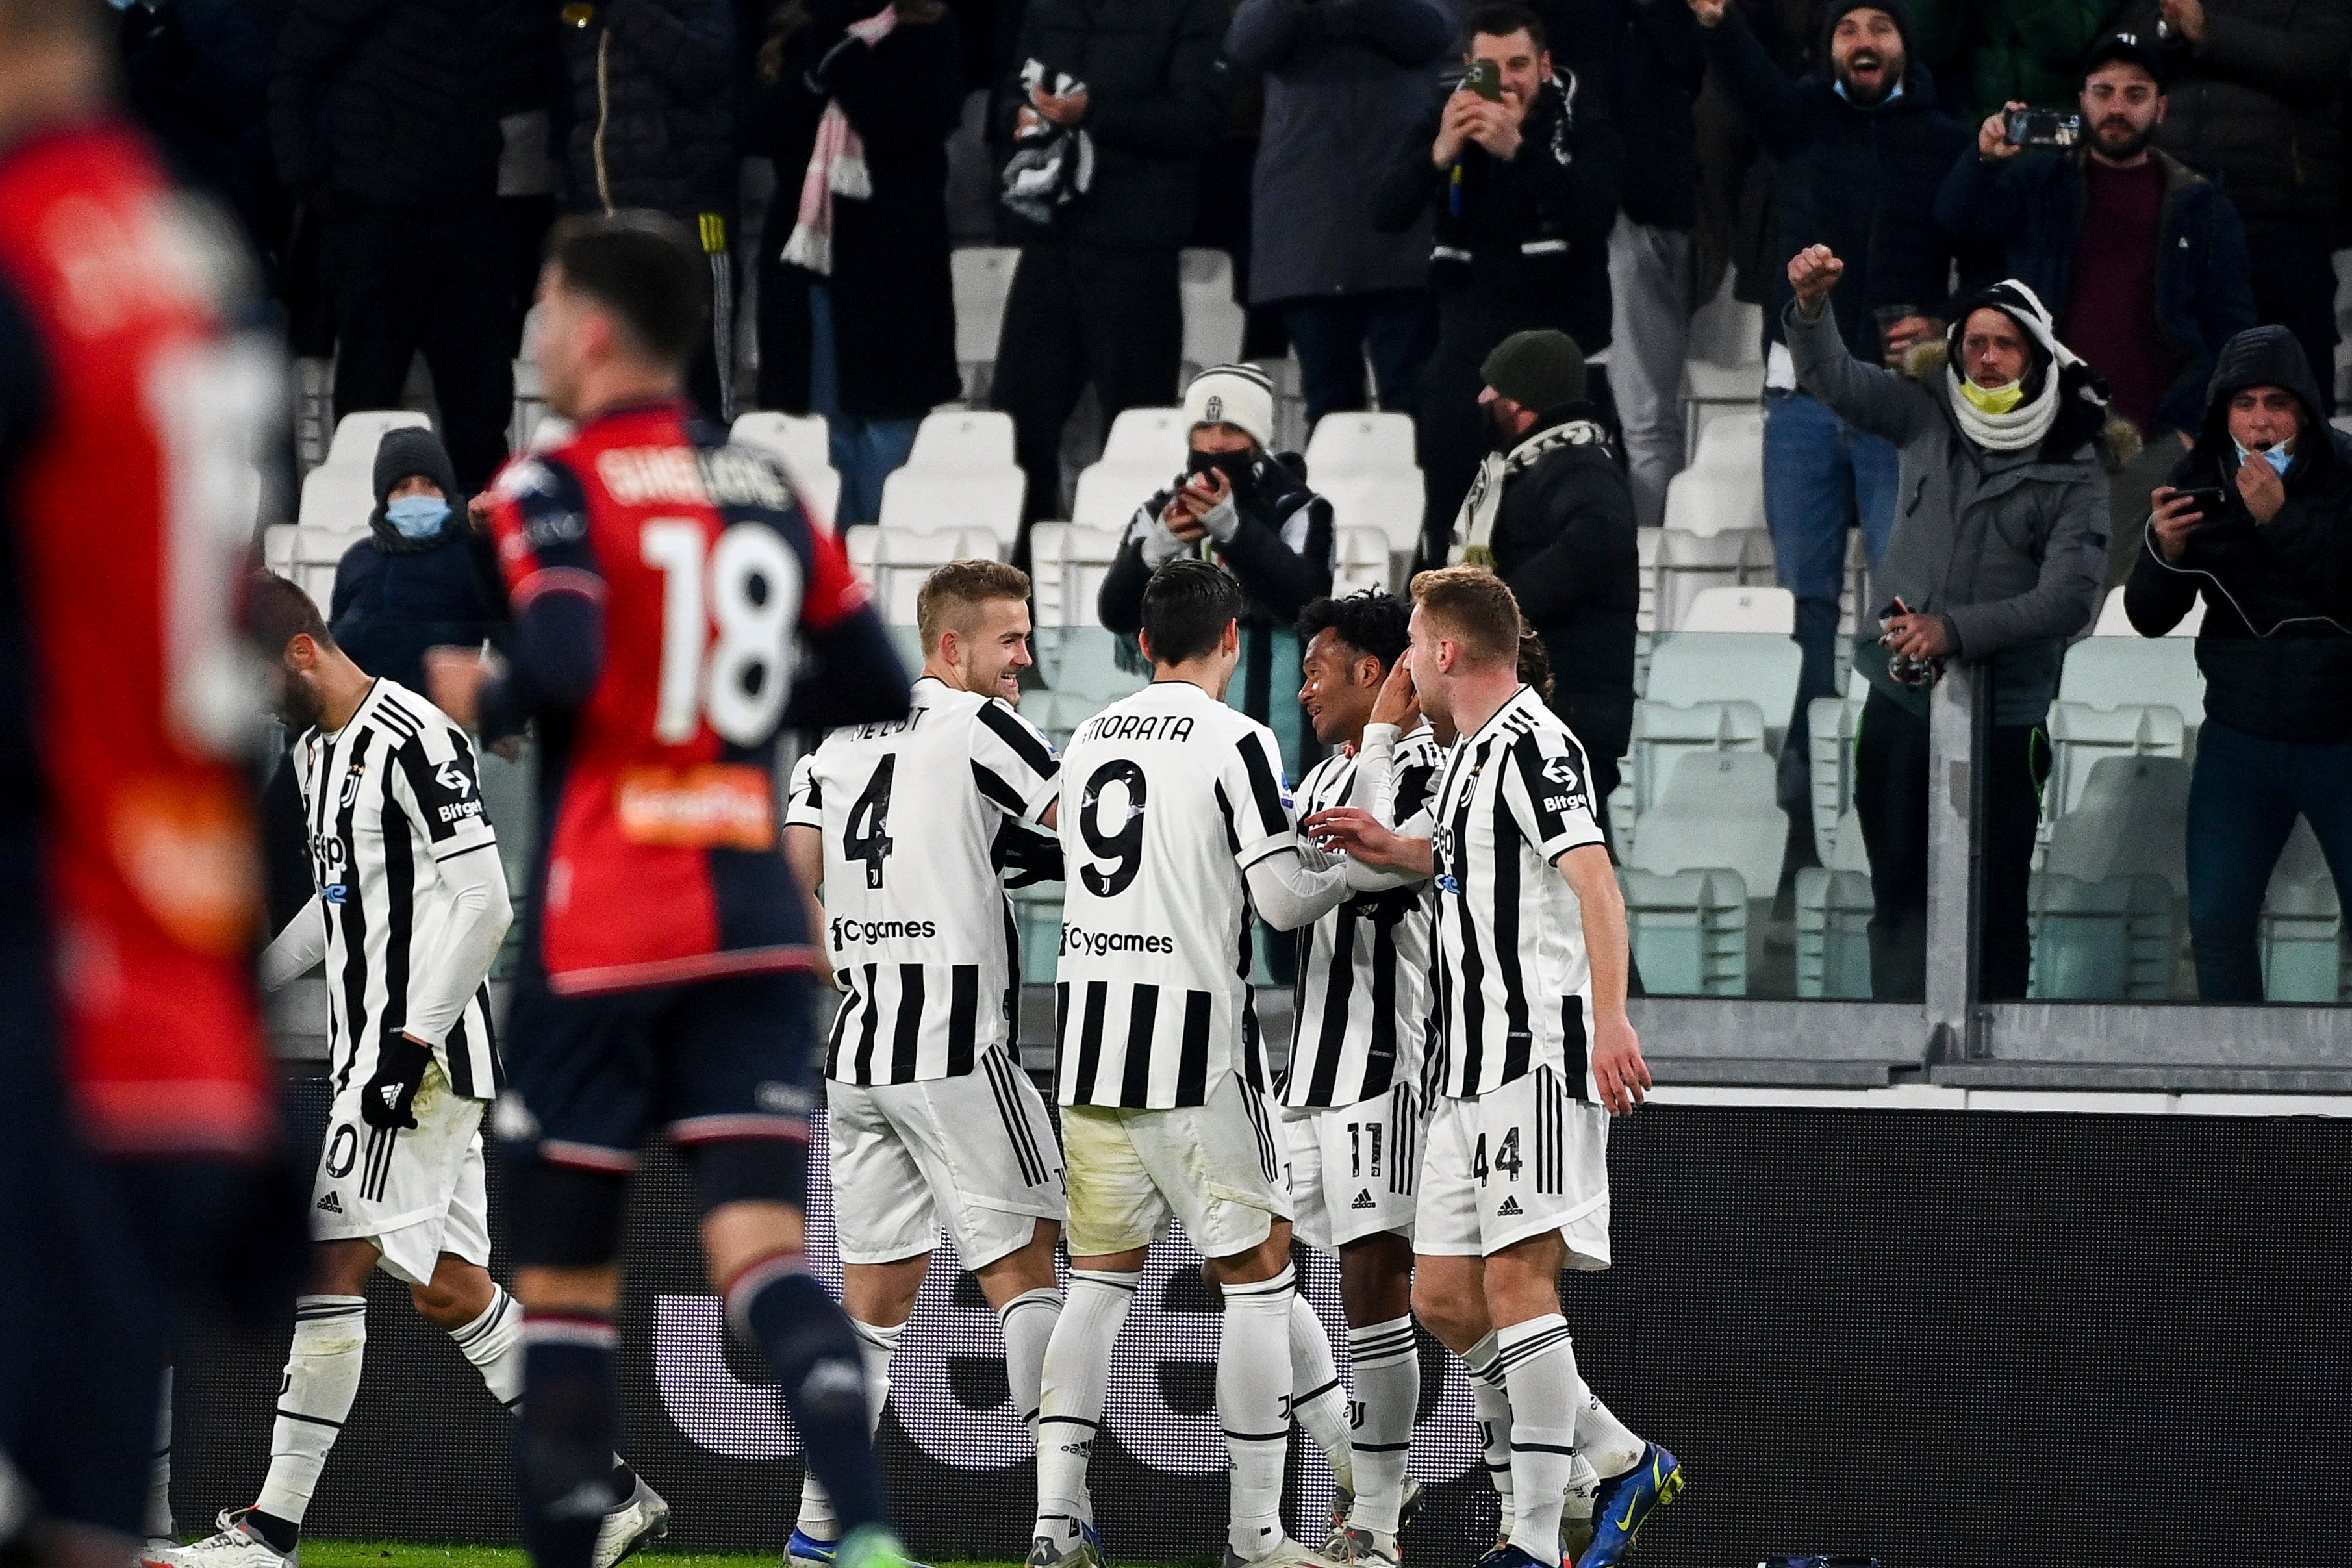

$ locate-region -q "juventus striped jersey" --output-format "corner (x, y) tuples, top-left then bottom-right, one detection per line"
(785, 676), (1061, 1084)
(292, 680), (501, 1098)
(1046, 681), (1297, 1109)
(1280, 725), (1443, 1109)
(1423, 687), (1606, 1101)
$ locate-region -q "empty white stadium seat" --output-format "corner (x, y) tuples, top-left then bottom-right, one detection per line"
(1660, 466), (1765, 538)
(1627, 698), (1767, 816)
(2261, 822), (2347, 1001)
(877, 466), (1024, 549)
(1320, 472), (1425, 558)
(1071, 463), (1163, 530)
(908, 409), (1017, 468)
(869, 525), (1004, 623)
(1636, 528), (1660, 632)
(2057, 636), (2205, 728)
(1682, 359), (1763, 463)
(1306, 411), (1419, 475)
(729, 412), (843, 525)
(2044, 703), (2188, 821)
(262, 524), (298, 580)
(1101, 407), (1189, 470)
(1333, 527), (1391, 594)
(2028, 871), (2177, 1000)
(1043, 627), (1151, 708)
(1680, 585), (1795, 633)
(2045, 754), (2191, 895)
(844, 522), (878, 587)
(1178, 248), (1245, 367)
(952, 247), (1020, 366)
(323, 409), (430, 469)
(1028, 522), (1126, 629)
(1626, 750), (1788, 903)
(1805, 693), (1867, 853)
(1646, 630), (1803, 748)
(1619, 868), (1749, 996)
(1652, 527), (1772, 630)
(2090, 582), (2203, 635)
(297, 465), (377, 535)
(1794, 808), (1873, 998)
(1688, 411), (1764, 475)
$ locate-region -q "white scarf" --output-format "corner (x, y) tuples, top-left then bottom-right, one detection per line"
(779, 6), (899, 277)
(1449, 418), (1610, 566)
(1943, 279), (2078, 453)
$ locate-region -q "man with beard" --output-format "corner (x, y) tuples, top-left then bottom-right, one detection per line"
(1939, 32), (2255, 591)
(1687, 0), (1973, 844)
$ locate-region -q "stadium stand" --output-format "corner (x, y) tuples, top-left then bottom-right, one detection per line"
(730, 411), (845, 525)
(950, 246), (1020, 399)
(1178, 247), (1245, 370)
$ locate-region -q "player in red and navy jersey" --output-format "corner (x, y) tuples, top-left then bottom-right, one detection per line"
(0, 0), (294, 1556)
(428, 213), (914, 1568)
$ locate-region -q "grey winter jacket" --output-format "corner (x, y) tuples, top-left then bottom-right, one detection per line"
(1786, 298), (2108, 724)
(1226, 0), (1456, 303)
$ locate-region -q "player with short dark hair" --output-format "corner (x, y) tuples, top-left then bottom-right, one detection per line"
(1309, 567), (1678, 1568)
(426, 209), (915, 1568)
(1026, 558), (1366, 1568)
(779, 561), (1068, 1567)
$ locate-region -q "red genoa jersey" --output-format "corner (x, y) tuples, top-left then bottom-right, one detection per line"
(485, 399), (876, 995)
(0, 119), (275, 1155)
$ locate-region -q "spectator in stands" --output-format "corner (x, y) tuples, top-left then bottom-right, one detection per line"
(988, 0), (1229, 527)
(116, 0), (283, 270)
(1940, 33), (2256, 595)
(559, 0), (740, 420)
(329, 428), (507, 698)
(1226, 0), (1452, 429)
(1604, 0), (1709, 531)
(753, 0), (965, 522)
(1099, 363), (1335, 727)
(2129, 325), (2352, 1000)
(1687, 0), (1974, 831)
(2118, 0), (2350, 415)
(1787, 245), (2111, 1001)
(1373, 2), (1623, 566)
(1966, 0), (2121, 118)
(1446, 329), (1638, 832)
(272, 0), (535, 492)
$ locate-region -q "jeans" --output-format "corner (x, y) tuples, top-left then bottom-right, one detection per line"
(2184, 718), (2352, 1000)
(1763, 387), (1901, 807)
(1277, 290), (1437, 429)
(1607, 218), (1693, 531)
(809, 285), (920, 524)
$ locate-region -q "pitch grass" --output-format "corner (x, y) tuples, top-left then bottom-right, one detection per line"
(301, 1547), (1032, 1568)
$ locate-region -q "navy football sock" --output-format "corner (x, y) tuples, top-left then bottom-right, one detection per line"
(516, 1313), (623, 1568)
(727, 1254), (892, 1536)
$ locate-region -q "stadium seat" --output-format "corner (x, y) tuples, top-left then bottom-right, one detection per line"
(1011, 885), (1064, 983)
(2261, 822), (2348, 1002)
(2090, 583), (2204, 635)
(1306, 411), (1419, 475)
(1618, 867), (1749, 996)
(1652, 527), (1772, 630)
(1804, 693), (1867, 852)
(869, 525), (1005, 623)
(2044, 703), (2188, 821)
(1627, 698), (1767, 817)
(2045, 754), (2191, 895)
(845, 522), (878, 588)
(1040, 626), (1149, 709)
(1028, 521), (1126, 629)
(1680, 585), (1795, 633)
(1660, 466), (1765, 537)
(1794, 808), (1873, 998)
(1333, 527), (1392, 594)
(952, 246), (1020, 373)
(296, 464), (375, 538)
(323, 409), (430, 470)
(1645, 630), (1803, 751)
(1682, 359), (1764, 464)
(1321, 472), (1426, 559)
(1626, 750), (1788, 905)
(1100, 407), (1189, 470)
(2028, 870), (2176, 1000)
(877, 466), (1024, 550)
(1636, 527), (1660, 632)
(1070, 462), (1163, 530)
(729, 412), (844, 523)
(477, 744), (538, 902)
(2057, 635), (2205, 729)
(527, 416), (575, 453)
(262, 524), (297, 580)
(908, 409), (1017, 469)
(1178, 248), (1245, 368)
(1688, 411), (1763, 475)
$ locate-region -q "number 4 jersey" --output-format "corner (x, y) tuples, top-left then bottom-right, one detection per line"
(483, 399), (902, 996)
(785, 676), (1061, 1083)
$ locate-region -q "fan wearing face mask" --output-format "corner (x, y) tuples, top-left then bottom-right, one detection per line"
(1098, 363), (1335, 735)
(327, 425), (510, 699)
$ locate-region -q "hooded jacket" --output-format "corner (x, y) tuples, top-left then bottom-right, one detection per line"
(330, 428), (507, 694)
(1098, 450), (1335, 633)
(1371, 69), (1623, 356)
(1938, 145), (2255, 438)
(1787, 292), (2108, 724)
(1699, 0), (1974, 360)
(2125, 325), (2352, 743)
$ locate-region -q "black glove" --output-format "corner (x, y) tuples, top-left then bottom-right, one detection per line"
(993, 819), (1066, 889)
(361, 1031), (434, 1131)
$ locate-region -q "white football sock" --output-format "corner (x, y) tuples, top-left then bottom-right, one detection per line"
(449, 1285), (524, 1414)
(253, 1295), (368, 1526)
(1286, 1291), (1354, 1493)
(1462, 1333), (1514, 1532)
(1032, 1269), (1137, 1544)
(798, 1317), (903, 1540)
(1576, 1385), (1646, 1479)
(147, 1366), (173, 1539)
(1564, 1452), (1601, 1532)
(1345, 1316), (1417, 1536)
(1000, 1287), (1063, 1434)
(1220, 1266), (1296, 1561)
(1497, 1315), (1580, 1552)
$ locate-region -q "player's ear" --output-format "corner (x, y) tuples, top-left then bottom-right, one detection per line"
(1137, 627), (1156, 665)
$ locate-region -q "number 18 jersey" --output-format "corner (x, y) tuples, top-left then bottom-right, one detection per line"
(785, 677), (1061, 1084)
(1048, 680), (1296, 1110)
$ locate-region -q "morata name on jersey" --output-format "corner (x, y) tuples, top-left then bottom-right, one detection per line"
(1072, 710), (1197, 744)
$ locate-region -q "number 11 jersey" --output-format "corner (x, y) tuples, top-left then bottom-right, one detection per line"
(1048, 679), (1297, 1110)
(785, 676), (1061, 1084)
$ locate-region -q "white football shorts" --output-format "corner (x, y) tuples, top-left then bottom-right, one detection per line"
(1415, 1065), (1610, 1267)
(826, 1048), (1067, 1269)
(310, 1059), (491, 1287)
(1282, 1082), (1419, 1250)
(1061, 1071), (1293, 1259)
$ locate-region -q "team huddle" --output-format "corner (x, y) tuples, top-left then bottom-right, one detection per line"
(146, 213), (1676, 1568)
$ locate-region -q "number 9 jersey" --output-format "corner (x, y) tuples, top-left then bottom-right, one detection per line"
(482, 401), (898, 997)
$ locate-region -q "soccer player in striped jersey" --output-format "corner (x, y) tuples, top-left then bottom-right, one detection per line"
(145, 579), (661, 1568)
(782, 561), (1068, 1566)
(1283, 593), (1443, 1568)
(1027, 561), (1362, 1568)
(1309, 569), (1678, 1568)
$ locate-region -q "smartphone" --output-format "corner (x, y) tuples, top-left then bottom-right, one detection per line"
(2004, 109), (2082, 149)
(2174, 485), (2231, 520)
(1462, 59), (1502, 101)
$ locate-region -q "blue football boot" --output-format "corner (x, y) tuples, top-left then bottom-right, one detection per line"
(1578, 1444), (1683, 1567)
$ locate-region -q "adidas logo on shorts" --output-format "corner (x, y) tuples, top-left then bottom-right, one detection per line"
(1351, 1190), (1377, 1210)
(317, 1192), (343, 1214)
(1496, 1196), (1523, 1217)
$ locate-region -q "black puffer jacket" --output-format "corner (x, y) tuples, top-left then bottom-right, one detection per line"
(2119, 0), (2352, 230)
(1483, 407), (1639, 778)
(271, 0), (534, 208)
(993, 0), (1230, 250)
(562, 0), (738, 219)
(2127, 325), (2352, 743)
(1098, 453), (1335, 632)
(1607, 0), (1708, 232)
(1697, 0), (1973, 359)
(1371, 71), (1624, 355)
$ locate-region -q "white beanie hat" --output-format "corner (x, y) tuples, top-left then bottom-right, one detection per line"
(1182, 362), (1276, 449)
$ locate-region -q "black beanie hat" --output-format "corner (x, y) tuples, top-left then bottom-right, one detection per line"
(1480, 329), (1587, 414)
(371, 426), (462, 519)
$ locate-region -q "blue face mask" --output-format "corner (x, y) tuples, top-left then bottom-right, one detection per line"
(2234, 440), (2295, 477)
(385, 495), (451, 540)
